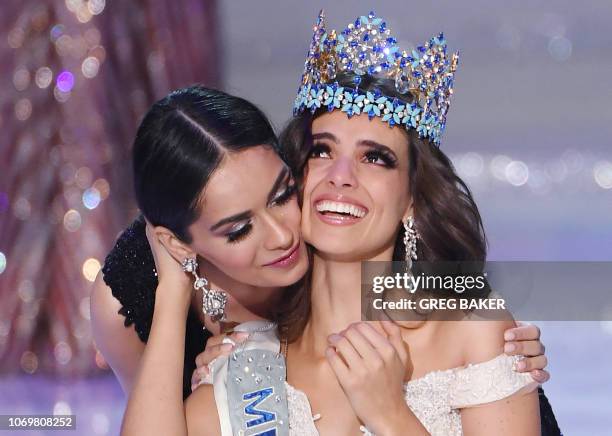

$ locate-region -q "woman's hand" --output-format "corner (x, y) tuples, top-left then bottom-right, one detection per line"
(145, 221), (191, 296)
(190, 331), (250, 391)
(503, 322), (550, 383)
(326, 321), (427, 436)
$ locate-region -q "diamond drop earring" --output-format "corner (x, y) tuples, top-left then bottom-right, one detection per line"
(403, 216), (419, 269)
(181, 257), (228, 324)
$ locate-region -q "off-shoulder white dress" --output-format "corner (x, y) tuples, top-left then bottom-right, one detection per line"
(209, 321), (538, 436)
(286, 353), (538, 436)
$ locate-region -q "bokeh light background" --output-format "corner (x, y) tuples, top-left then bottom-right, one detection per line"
(0, 1), (610, 434)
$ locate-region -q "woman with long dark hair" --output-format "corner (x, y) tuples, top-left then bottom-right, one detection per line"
(113, 11), (559, 436)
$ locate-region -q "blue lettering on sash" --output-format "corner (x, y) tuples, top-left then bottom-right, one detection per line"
(243, 387), (276, 428)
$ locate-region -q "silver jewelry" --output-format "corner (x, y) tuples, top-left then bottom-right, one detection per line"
(403, 216), (419, 268)
(402, 216), (419, 293)
(181, 257), (228, 323)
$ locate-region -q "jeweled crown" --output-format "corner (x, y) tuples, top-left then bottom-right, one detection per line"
(293, 10), (459, 145)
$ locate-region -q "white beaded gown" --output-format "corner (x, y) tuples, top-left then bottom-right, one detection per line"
(209, 321), (538, 436)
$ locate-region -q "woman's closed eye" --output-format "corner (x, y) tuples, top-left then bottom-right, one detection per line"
(270, 183), (297, 207)
(226, 221), (252, 243)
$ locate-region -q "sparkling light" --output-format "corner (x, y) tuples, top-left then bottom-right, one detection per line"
(75, 166), (93, 188)
(505, 160), (529, 186)
(83, 188), (101, 209)
(7, 27), (25, 49)
(93, 178), (110, 200)
(76, 4), (93, 23)
(82, 56), (100, 78)
(0, 252), (6, 274)
(13, 197), (32, 220)
(82, 258), (101, 282)
(92, 413), (110, 435)
(53, 401), (72, 416)
(20, 351), (39, 374)
(15, 98), (33, 121)
(54, 34), (73, 57)
(490, 155), (512, 181)
(593, 161), (612, 189)
(54, 87), (71, 103)
(54, 341), (73, 365)
(88, 0), (106, 15)
(56, 71), (75, 92)
(63, 209), (82, 232)
(13, 68), (31, 91)
(459, 152), (484, 177)
(50, 24), (65, 42)
(35, 67), (53, 88)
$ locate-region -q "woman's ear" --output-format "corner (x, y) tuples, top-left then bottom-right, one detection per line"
(402, 202), (415, 222)
(153, 226), (196, 264)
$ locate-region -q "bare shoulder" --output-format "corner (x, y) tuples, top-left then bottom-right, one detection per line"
(90, 271), (145, 393)
(185, 384), (221, 436)
(448, 310), (517, 365)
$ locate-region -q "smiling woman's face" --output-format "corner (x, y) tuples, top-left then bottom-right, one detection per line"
(185, 146), (309, 287)
(301, 111), (413, 261)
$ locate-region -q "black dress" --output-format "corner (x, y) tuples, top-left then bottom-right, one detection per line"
(101, 215), (210, 400)
(101, 217), (562, 435)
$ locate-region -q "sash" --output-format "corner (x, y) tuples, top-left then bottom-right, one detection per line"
(211, 320), (289, 436)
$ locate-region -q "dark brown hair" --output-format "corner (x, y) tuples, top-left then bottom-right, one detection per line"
(277, 72), (488, 341)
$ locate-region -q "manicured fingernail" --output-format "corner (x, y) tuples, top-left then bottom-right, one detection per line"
(233, 332), (250, 341)
(221, 343), (234, 352)
(504, 343), (516, 353)
(516, 360), (526, 371)
(504, 331), (515, 341)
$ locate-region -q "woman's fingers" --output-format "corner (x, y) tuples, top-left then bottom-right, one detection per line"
(504, 322), (540, 341)
(377, 321), (408, 366)
(342, 325), (379, 363)
(190, 365), (210, 391)
(195, 332), (249, 368)
(530, 369), (551, 384)
(504, 339), (545, 357)
(325, 346), (350, 382)
(328, 333), (362, 369)
(515, 354), (548, 373)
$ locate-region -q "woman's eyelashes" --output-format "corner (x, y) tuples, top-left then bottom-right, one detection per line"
(226, 221), (252, 244)
(309, 143), (331, 159)
(270, 183), (297, 207)
(362, 149), (398, 168)
(310, 142), (397, 168)
(225, 183), (296, 244)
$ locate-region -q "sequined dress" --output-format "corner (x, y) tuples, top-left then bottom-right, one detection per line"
(101, 216), (210, 400)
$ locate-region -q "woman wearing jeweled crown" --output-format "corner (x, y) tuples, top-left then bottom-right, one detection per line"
(100, 9), (560, 436)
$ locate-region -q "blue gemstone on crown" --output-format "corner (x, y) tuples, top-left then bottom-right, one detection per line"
(293, 9), (459, 146)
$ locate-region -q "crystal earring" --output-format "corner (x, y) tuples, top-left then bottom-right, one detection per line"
(403, 216), (419, 269)
(403, 216), (419, 293)
(181, 257), (228, 323)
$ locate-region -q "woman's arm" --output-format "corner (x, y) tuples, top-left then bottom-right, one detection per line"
(90, 273), (146, 394)
(120, 224), (192, 436)
(458, 319), (541, 436)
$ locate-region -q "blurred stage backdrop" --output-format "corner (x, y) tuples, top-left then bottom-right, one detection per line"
(0, 0), (610, 435)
